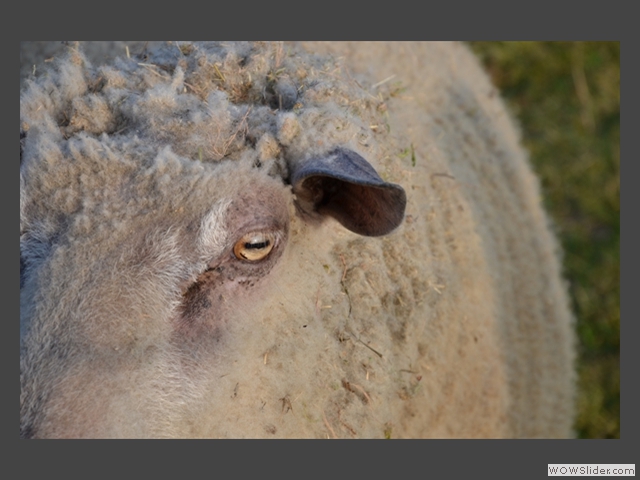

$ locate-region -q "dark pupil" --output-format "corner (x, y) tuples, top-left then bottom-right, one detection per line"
(245, 240), (270, 250)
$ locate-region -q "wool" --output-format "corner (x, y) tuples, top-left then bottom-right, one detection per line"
(20, 41), (575, 438)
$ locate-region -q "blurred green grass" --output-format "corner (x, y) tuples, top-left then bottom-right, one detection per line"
(468, 42), (620, 439)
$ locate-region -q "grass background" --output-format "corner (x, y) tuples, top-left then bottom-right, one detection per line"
(468, 42), (620, 439)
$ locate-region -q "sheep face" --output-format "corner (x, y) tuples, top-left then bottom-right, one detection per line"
(19, 132), (412, 437)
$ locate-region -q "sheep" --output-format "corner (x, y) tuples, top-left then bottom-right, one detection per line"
(19, 41), (576, 438)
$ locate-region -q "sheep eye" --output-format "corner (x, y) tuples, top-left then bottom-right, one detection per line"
(233, 232), (276, 262)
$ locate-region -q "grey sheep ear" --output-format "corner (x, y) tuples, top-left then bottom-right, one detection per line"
(290, 148), (406, 236)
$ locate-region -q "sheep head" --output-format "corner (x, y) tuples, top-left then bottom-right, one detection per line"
(20, 42), (407, 438)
